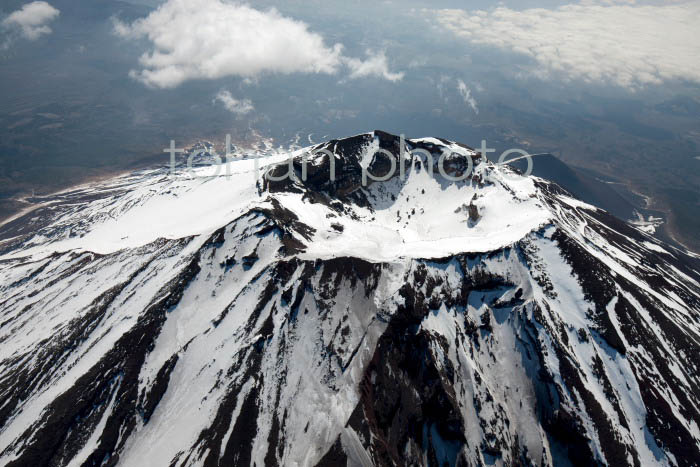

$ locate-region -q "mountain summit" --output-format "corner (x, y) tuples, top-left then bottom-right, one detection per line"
(0, 131), (699, 466)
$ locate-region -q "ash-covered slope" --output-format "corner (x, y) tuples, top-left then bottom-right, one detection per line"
(0, 131), (699, 467)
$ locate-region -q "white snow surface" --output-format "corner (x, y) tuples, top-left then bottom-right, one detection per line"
(0, 140), (550, 263)
(0, 133), (698, 467)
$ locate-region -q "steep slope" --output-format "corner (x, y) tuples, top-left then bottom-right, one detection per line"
(0, 131), (698, 467)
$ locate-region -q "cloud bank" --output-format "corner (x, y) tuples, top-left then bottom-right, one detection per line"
(2, 1), (59, 41)
(115, 0), (402, 88)
(214, 90), (254, 115)
(435, 2), (700, 88)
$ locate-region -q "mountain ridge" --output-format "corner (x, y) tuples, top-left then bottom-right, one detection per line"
(0, 131), (699, 466)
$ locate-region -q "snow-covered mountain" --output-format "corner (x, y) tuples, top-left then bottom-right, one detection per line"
(0, 131), (699, 467)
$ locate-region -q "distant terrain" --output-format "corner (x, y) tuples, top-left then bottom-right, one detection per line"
(1, 0), (698, 251)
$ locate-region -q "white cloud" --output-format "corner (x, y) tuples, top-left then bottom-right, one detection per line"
(457, 80), (478, 114)
(115, 0), (402, 88)
(345, 50), (405, 82)
(213, 90), (254, 115)
(436, 75), (451, 100)
(435, 2), (700, 88)
(408, 57), (428, 68)
(2, 1), (59, 41)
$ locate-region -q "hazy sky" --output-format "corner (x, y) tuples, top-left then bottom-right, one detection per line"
(2, 0), (698, 139)
(1, 0), (699, 246)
